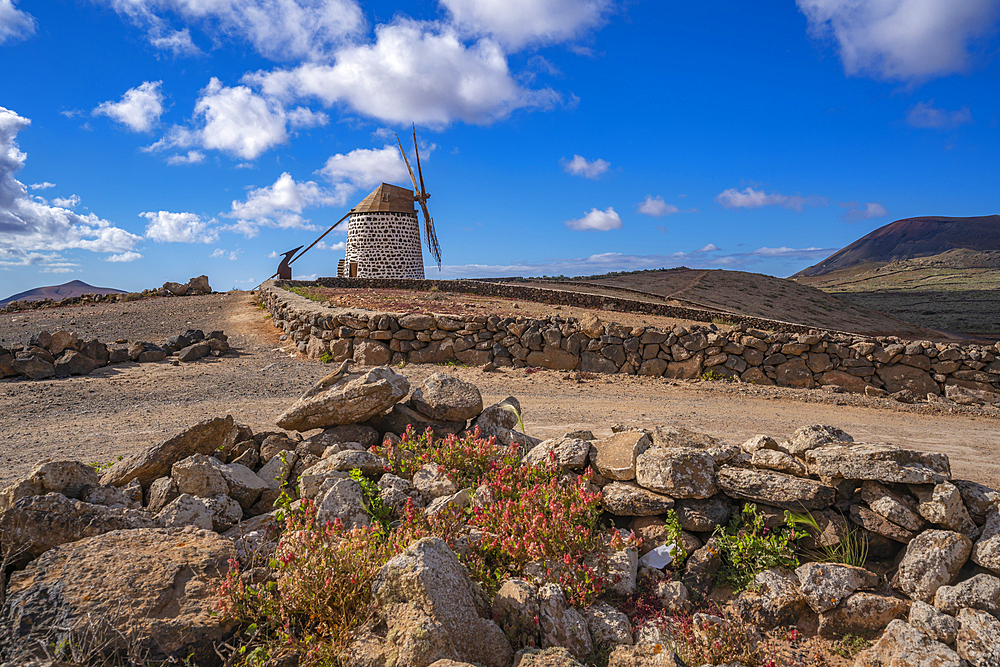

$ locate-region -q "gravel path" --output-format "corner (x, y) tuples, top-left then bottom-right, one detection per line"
(2, 291), (999, 488)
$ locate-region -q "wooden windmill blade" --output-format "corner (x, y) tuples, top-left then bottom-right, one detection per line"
(412, 128), (441, 267)
(395, 134), (420, 193)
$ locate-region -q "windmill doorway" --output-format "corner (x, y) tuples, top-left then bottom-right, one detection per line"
(349, 262), (358, 278)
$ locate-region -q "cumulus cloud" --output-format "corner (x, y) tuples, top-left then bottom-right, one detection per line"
(565, 206), (622, 231)
(149, 27), (201, 56)
(906, 100), (974, 128)
(148, 78), (324, 160)
(318, 145), (410, 204)
(248, 19), (560, 126)
(94, 81), (165, 133)
(316, 240), (345, 251)
(52, 195), (81, 208)
(0, 0), (35, 45)
(211, 248), (240, 260)
(560, 154), (610, 179)
(166, 150), (206, 165)
(142, 210), (219, 243)
(715, 186), (827, 212)
(840, 201), (889, 222)
(29, 181), (55, 190)
(107, 251), (143, 262)
(636, 195), (679, 217)
(225, 172), (339, 236)
(100, 0), (365, 61)
(797, 0), (1000, 81)
(0, 107), (141, 265)
(441, 0), (612, 49)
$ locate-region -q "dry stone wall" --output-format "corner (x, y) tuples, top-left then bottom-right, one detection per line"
(259, 282), (1000, 402)
(345, 212), (424, 279)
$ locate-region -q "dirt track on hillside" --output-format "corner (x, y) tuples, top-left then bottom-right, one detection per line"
(2, 291), (999, 488)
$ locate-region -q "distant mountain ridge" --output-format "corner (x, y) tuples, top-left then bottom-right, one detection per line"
(794, 215), (1000, 277)
(0, 280), (126, 307)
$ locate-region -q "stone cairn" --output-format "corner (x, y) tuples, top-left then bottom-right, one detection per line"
(0, 275), (212, 314)
(0, 328), (230, 381)
(2, 366), (1000, 666)
(260, 283), (1000, 407)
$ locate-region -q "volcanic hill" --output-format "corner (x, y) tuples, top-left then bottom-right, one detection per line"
(0, 280), (126, 307)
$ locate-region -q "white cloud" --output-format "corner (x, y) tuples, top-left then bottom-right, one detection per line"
(0, 0), (35, 45)
(94, 81), (165, 133)
(561, 154), (610, 179)
(225, 172), (339, 236)
(107, 251), (143, 262)
(29, 181), (55, 190)
(440, 0), (612, 49)
(636, 195), (679, 217)
(41, 267), (75, 273)
(316, 240), (345, 250)
(840, 201), (889, 222)
(696, 243), (721, 253)
(797, 0), (1000, 81)
(100, 0), (365, 61)
(149, 28), (201, 56)
(142, 210), (219, 243)
(149, 78), (324, 160)
(715, 186), (827, 212)
(318, 144), (410, 204)
(52, 195), (81, 208)
(248, 19), (560, 126)
(0, 107), (142, 264)
(751, 246), (827, 257)
(166, 150), (206, 165)
(906, 100), (974, 128)
(211, 248), (240, 260)
(565, 206), (622, 231)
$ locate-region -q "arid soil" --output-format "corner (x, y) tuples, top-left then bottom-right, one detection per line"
(2, 291), (999, 489)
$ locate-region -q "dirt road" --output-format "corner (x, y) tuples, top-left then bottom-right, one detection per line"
(2, 291), (998, 488)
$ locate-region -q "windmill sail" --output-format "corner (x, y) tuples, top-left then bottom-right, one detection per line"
(412, 128), (441, 267)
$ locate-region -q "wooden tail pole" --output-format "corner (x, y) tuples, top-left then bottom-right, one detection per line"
(264, 211), (352, 282)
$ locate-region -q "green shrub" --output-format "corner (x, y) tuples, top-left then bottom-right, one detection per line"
(712, 504), (803, 592)
(785, 510), (869, 567)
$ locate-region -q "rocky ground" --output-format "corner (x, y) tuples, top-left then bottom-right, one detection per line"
(2, 291), (999, 489)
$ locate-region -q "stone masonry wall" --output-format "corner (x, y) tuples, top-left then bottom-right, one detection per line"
(345, 212), (424, 279)
(258, 281), (1000, 400)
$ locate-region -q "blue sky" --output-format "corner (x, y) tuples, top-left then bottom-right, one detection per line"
(1, 0), (998, 297)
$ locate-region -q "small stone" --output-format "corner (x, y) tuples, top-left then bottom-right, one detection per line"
(910, 600), (958, 645)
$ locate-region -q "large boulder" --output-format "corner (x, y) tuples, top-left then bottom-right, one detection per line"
(878, 364), (941, 396)
(410, 373), (484, 422)
(805, 444), (951, 485)
(100, 416), (235, 488)
(734, 568), (810, 630)
(315, 478), (372, 529)
(0, 527), (235, 666)
(896, 530), (972, 602)
(674, 496), (732, 532)
(716, 466), (837, 510)
(957, 608), (1000, 666)
(366, 537), (512, 667)
(816, 592), (909, 639)
(0, 461), (99, 511)
(523, 437), (591, 470)
(601, 482), (674, 516)
(934, 573), (1000, 617)
(912, 482), (979, 537)
(0, 493), (158, 556)
(634, 447), (716, 499)
(277, 366), (409, 431)
(854, 619), (962, 667)
(795, 562), (879, 613)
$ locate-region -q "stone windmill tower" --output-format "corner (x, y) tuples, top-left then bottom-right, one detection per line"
(339, 129), (442, 279)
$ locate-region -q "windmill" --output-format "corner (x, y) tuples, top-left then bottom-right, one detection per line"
(395, 126), (442, 269)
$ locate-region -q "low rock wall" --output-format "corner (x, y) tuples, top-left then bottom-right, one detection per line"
(258, 282), (1000, 401)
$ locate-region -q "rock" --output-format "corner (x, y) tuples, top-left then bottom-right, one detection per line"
(493, 578), (540, 648)
(878, 364), (941, 396)
(354, 339), (392, 366)
(315, 477), (371, 528)
(156, 493), (213, 530)
(910, 600), (959, 645)
(634, 447), (717, 499)
(934, 573), (1000, 616)
(47, 330), (79, 354)
(305, 424), (380, 452)
(817, 592), (909, 639)
(526, 345), (580, 371)
(655, 580), (691, 613)
(12, 354), (55, 379)
(369, 401), (467, 439)
(751, 449), (808, 476)
(177, 342), (211, 361)
(734, 567), (810, 630)
(954, 480), (1000, 525)
(0, 493), (158, 555)
(674, 496), (731, 532)
(861, 480), (925, 532)
(101, 415), (235, 488)
(54, 349), (96, 376)
(683, 540), (722, 598)
(368, 537), (512, 667)
(514, 648), (588, 666)
(188, 274), (211, 292)
(79, 483), (137, 510)
(774, 358), (815, 388)
(602, 481), (675, 516)
(408, 339), (456, 364)
(717, 466), (837, 510)
(854, 619), (962, 667)
(410, 373), (484, 422)
(425, 489), (472, 517)
(741, 434), (781, 454)
(218, 462), (269, 509)
(297, 458), (350, 500)
(474, 397), (536, 448)
(413, 462), (459, 499)
(257, 449), (297, 489)
(912, 482), (979, 537)
(260, 433), (299, 462)
(538, 584), (592, 659)
(783, 424), (853, 457)
(203, 493), (244, 531)
(320, 449), (388, 477)
(818, 369), (871, 394)
(0, 527), (235, 666)
(584, 601), (633, 645)
(163, 280), (189, 295)
(607, 645), (686, 667)
(0, 460), (99, 511)
(602, 548), (639, 596)
(649, 424), (723, 449)
(276, 366), (410, 431)
(850, 504), (917, 543)
(795, 562), (879, 613)
(957, 608), (1000, 666)
(224, 511), (280, 563)
(589, 432), (651, 481)
(897, 530), (973, 602)
(971, 510), (1000, 573)
(171, 453), (229, 497)
(524, 437), (591, 470)
(146, 476), (179, 514)
(805, 444), (951, 485)
(378, 474), (423, 514)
